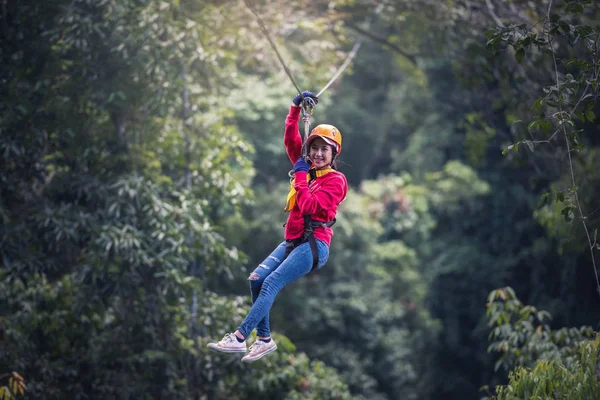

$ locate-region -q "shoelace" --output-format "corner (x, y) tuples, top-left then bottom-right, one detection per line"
(221, 333), (237, 343)
(247, 341), (266, 353)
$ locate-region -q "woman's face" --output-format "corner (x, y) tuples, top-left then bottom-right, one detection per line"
(309, 137), (334, 169)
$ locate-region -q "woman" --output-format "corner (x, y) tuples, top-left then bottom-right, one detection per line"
(207, 91), (348, 362)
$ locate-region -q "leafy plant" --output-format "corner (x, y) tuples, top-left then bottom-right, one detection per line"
(484, 287), (598, 399)
(0, 373), (25, 399)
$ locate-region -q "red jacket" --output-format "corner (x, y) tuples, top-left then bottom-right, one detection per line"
(283, 105), (348, 246)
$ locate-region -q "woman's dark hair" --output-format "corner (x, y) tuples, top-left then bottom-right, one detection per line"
(330, 148), (338, 170)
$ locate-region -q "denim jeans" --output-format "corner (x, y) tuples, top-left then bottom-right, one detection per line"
(237, 239), (329, 338)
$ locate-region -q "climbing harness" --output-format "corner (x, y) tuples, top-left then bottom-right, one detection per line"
(283, 166), (339, 270)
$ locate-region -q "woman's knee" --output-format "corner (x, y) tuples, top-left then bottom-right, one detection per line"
(248, 259), (273, 282)
(261, 274), (283, 295)
(248, 271), (265, 292)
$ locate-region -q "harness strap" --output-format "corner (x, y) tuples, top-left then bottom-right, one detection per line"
(283, 216), (336, 271)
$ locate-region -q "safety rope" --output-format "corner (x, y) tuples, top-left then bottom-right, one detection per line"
(242, 0), (363, 151)
(316, 40), (363, 98)
(242, 0), (302, 93)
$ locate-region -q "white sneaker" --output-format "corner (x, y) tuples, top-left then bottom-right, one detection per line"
(241, 339), (277, 362)
(207, 333), (247, 353)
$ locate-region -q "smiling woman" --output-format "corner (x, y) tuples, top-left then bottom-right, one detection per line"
(207, 91), (348, 362)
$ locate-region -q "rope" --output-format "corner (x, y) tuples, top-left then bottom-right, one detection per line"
(316, 40), (363, 97)
(242, 0), (363, 106)
(242, 0), (303, 97)
(302, 112), (311, 157)
(242, 0), (365, 159)
(242, 0), (312, 156)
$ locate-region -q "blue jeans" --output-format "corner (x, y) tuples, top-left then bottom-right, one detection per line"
(237, 239), (329, 338)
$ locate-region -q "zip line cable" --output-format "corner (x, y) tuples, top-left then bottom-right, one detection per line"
(242, 0), (311, 152)
(242, 0), (303, 96)
(242, 0), (363, 102)
(242, 0), (364, 158)
(316, 40), (362, 97)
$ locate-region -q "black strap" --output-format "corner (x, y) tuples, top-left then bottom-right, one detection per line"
(282, 216), (336, 272)
(284, 237), (301, 258)
(302, 215), (318, 270)
(307, 234), (319, 271)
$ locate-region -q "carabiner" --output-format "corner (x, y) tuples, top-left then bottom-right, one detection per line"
(301, 97), (315, 116)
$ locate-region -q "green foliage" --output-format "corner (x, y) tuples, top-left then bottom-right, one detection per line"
(3, 0), (600, 399)
(485, 288), (599, 400)
(460, 113), (496, 166)
(486, 1), (600, 256)
(486, 287), (595, 372)
(0, 372), (26, 399)
(494, 343), (600, 400)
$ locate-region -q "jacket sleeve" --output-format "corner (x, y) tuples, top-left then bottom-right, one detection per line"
(284, 105), (302, 164)
(293, 172), (348, 215)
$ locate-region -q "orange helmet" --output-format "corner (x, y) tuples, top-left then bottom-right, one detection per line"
(305, 124), (343, 155)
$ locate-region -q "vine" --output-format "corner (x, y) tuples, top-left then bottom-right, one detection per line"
(486, 0), (600, 297)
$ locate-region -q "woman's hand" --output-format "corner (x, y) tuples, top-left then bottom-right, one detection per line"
(293, 157), (311, 173)
(292, 91), (319, 107)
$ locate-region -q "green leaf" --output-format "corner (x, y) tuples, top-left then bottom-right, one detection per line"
(561, 204), (575, 222)
(538, 192), (551, 206)
(585, 110), (595, 122)
(575, 111), (586, 122)
(539, 120), (552, 133)
(531, 98), (543, 111)
(527, 120), (540, 131)
(515, 48), (525, 63)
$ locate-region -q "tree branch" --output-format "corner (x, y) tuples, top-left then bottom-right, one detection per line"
(545, 0), (600, 298)
(347, 24), (418, 66)
(485, 0), (505, 27)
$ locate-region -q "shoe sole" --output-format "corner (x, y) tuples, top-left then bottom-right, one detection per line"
(241, 344), (278, 362)
(207, 343), (247, 353)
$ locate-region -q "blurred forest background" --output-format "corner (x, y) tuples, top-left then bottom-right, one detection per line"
(2, 0), (600, 399)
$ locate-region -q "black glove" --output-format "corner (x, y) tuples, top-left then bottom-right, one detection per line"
(292, 91), (319, 107)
